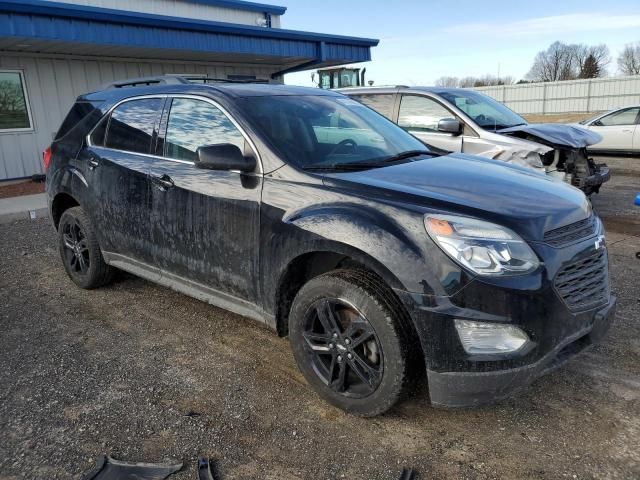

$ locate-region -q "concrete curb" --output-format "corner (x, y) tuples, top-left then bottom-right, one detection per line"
(0, 193), (48, 225)
(0, 207), (49, 225)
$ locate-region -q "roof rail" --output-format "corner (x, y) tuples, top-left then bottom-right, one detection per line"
(101, 74), (269, 90)
(101, 75), (191, 90)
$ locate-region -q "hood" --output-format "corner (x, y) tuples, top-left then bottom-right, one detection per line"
(322, 154), (591, 241)
(498, 123), (602, 148)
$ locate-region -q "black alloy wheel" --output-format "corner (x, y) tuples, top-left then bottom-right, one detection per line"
(302, 298), (383, 397)
(58, 206), (114, 289)
(289, 270), (410, 416)
(61, 216), (90, 275)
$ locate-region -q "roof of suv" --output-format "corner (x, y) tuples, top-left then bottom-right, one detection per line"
(83, 82), (342, 103)
(337, 86), (468, 96)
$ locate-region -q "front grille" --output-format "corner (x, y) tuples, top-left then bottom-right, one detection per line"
(544, 216), (597, 247)
(554, 248), (609, 312)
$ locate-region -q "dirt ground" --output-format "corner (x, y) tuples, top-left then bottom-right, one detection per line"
(522, 113), (596, 124)
(0, 157), (639, 480)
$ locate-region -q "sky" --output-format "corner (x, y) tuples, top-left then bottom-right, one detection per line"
(281, 0), (640, 87)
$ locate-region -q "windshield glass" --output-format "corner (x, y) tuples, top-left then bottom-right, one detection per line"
(239, 95), (431, 169)
(438, 90), (527, 130)
(579, 113), (602, 125)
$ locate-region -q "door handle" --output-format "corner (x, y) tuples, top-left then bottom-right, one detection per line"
(152, 174), (174, 190)
(88, 157), (99, 170)
(622, 129), (633, 133)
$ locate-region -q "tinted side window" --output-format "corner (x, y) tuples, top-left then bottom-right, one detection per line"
(398, 95), (454, 132)
(164, 98), (245, 162)
(354, 94), (395, 120)
(598, 107), (640, 126)
(105, 98), (162, 154)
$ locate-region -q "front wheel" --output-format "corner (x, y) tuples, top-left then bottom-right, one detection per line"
(288, 270), (410, 416)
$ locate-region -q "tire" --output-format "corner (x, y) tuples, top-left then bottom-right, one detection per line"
(58, 206), (114, 289)
(288, 269), (410, 416)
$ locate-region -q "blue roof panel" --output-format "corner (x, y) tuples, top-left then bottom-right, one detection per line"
(0, 0), (377, 72)
(0, 0), (377, 47)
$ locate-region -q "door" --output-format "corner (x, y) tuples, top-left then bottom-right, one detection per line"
(149, 96), (262, 302)
(588, 107), (639, 151)
(81, 97), (163, 266)
(397, 94), (463, 152)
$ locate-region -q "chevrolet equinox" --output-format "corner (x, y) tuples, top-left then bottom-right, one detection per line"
(45, 77), (616, 416)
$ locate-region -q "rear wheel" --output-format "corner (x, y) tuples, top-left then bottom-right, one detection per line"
(58, 206), (114, 289)
(289, 270), (409, 416)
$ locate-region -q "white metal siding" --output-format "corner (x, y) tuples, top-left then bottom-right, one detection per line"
(54, 0), (282, 27)
(0, 53), (276, 180)
(474, 76), (640, 115)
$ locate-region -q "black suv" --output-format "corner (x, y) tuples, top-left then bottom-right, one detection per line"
(45, 76), (616, 416)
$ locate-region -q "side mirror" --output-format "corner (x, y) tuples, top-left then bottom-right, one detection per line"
(438, 118), (463, 136)
(195, 143), (256, 172)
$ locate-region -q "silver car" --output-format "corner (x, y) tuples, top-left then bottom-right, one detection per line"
(340, 87), (609, 195)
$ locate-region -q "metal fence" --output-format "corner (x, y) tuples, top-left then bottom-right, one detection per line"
(473, 75), (640, 115)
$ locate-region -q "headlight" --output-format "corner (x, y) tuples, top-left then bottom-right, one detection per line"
(455, 320), (530, 354)
(424, 214), (539, 276)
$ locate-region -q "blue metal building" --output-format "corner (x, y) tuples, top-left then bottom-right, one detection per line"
(0, 0), (378, 180)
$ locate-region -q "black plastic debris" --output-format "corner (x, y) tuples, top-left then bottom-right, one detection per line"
(81, 455), (182, 480)
(399, 468), (417, 480)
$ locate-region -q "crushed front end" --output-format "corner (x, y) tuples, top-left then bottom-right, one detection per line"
(498, 124), (610, 195)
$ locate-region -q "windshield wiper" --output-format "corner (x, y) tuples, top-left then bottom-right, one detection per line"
(303, 163), (386, 172)
(303, 150), (434, 172)
(376, 149), (434, 164)
(490, 123), (527, 131)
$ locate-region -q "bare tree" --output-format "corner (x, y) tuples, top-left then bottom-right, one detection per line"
(527, 41), (578, 82)
(435, 76), (460, 87)
(617, 42), (640, 75)
(573, 44), (610, 78)
(458, 77), (477, 88)
(0, 80), (25, 112)
(455, 75), (515, 88)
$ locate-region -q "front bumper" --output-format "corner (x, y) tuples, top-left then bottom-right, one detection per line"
(425, 297), (615, 407)
(395, 229), (615, 408)
(574, 164), (609, 194)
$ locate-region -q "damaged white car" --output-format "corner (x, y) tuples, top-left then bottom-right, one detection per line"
(341, 87), (609, 195)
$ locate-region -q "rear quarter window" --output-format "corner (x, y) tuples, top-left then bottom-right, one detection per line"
(352, 94), (395, 120)
(55, 101), (101, 140)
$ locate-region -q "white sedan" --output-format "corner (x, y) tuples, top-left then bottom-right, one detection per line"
(578, 106), (640, 153)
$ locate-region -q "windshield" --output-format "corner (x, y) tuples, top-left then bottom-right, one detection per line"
(438, 90), (527, 131)
(579, 113), (602, 125)
(240, 95), (432, 170)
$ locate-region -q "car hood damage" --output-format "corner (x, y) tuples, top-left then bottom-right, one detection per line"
(498, 123), (602, 149)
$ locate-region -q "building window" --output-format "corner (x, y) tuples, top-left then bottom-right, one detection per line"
(0, 70), (32, 131)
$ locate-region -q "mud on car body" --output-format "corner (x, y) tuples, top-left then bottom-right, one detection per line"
(45, 77), (616, 416)
(340, 86), (610, 196)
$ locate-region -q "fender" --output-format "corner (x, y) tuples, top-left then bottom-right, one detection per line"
(261, 199), (472, 317)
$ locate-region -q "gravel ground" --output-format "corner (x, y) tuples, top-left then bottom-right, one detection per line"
(1, 162), (639, 480)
